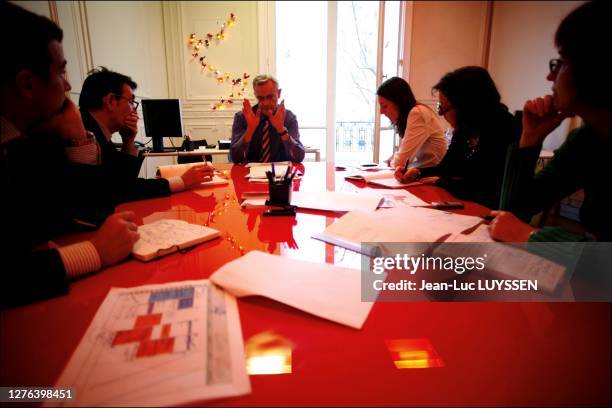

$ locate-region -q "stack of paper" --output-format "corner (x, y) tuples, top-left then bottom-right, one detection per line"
(52, 280), (250, 406)
(292, 190), (382, 212)
(434, 225), (566, 293)
(210, 251), (375, 329)
(313, 207), (482, 254)
(247, 164), (290, 180)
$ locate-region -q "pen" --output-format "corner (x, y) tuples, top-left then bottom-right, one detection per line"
(284, 164), (291, 180)
(403, 158), (410, 174)
(271, 162), (276, 179)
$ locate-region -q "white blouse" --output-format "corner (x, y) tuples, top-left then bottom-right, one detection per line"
(389, 104), (448, 169)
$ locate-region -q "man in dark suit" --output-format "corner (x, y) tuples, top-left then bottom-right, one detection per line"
(230, 74), (305, 164)
(0, 3), (139, 308)
(79, 67), (214, 202)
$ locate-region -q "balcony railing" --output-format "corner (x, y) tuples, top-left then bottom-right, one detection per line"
(335, 121), (375, 152)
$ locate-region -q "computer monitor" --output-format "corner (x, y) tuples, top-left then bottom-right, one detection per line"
(141, 99), (184, 152)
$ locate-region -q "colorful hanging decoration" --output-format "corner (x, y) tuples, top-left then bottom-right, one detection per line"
(187, 13), (247, 110)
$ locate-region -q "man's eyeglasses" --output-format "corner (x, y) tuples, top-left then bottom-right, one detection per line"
(113, 94), (139, 110)
(436, 101), (454, 116)
(549, 58), (564, 75)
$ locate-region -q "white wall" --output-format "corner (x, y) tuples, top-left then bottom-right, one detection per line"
(488, 1), (584, 150)
(163, 1), (260, 150)
(85, 1), (168, 101)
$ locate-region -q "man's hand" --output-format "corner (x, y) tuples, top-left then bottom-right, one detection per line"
(181, 163), (214, 189)
(487, 210), (536, 242)
(243, 98), (261, 132)
(35, 98), (88, 144)
(268, 100), (286, 133)
(394, 167), (420, 183)
(520, 95), (570, 148)
(419, 176), (439, 185)
(120, 111), (139, 155)
(90, 211), (140, 267)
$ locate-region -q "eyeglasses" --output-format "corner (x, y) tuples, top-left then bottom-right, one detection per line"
(113, 94), (139, 110)
(549, 58), (564, 75)
(436, 101), (454, 116)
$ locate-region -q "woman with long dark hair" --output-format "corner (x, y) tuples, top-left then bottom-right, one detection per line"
(490, 1), (611, 242)
(395, 66), (519, 209)
(377, 77), (447, 169)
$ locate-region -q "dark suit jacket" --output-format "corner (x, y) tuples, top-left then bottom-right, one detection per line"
(81, 110), (171, 202)
(1, 131), (116, 308)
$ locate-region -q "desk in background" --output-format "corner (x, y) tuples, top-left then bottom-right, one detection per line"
(144, 147), (321, 161)
(1, 162), (609, 406)
(141, 147), (321, 178)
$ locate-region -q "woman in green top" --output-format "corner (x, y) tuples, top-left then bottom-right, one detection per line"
(489, 1), (611, 242)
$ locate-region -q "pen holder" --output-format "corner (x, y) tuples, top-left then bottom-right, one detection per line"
(266, 179), (293, 207)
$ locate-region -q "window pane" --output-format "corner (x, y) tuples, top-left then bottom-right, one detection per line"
(276, 1), (327, 158)
(335, 1), (379, 164)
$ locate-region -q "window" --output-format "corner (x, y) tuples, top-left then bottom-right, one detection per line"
(275, 1), (402, 163)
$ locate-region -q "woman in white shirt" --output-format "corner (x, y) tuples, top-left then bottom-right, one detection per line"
(377, 77), (447, 169)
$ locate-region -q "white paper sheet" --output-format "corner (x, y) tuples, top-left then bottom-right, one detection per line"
(50, 280), (250, 407)
(291, 190), (382, 212)
(314, 207), (482, 251)
(435, 225), (566, 293)
(210, 251), (375, 329)
(345, 170), (422, 189)
(362, 189), (428, 208)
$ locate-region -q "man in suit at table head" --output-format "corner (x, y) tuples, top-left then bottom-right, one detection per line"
(230, 74), (305, 164)
(0, 2), (140, 308)
(78, 67), (214, 202)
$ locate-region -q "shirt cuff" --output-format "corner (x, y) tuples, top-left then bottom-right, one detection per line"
(65, 142), (100, 165)
(58, 241), (102, 279)
(168, 176), (185, 192)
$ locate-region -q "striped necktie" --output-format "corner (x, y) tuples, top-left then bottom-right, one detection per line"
(259, 121), (271, 163)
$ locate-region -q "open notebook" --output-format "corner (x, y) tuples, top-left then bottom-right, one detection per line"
(345, 170), (422, 189)
(156, 163), (229, 186)
(132, 219), (221, 261)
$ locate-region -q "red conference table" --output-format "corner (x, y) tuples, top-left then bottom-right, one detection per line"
(1, 162), (609, 406)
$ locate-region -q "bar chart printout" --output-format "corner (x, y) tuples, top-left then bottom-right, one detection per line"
(49, 280), (250, 406)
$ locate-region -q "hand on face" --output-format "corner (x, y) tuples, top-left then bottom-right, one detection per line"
(180, 163), (215, 189)
(242, 98), (261, 131)
(520, 95), (571, 148)
(35, 98), (87, 143)
(119, 111), (139, 143)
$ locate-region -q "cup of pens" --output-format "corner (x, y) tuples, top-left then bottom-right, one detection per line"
(265, 163), (298, 210)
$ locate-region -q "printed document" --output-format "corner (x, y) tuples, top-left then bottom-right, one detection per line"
(50, 280), (250, 406)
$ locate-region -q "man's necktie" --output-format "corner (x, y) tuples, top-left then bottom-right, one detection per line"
(259, 121), (270, 163)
